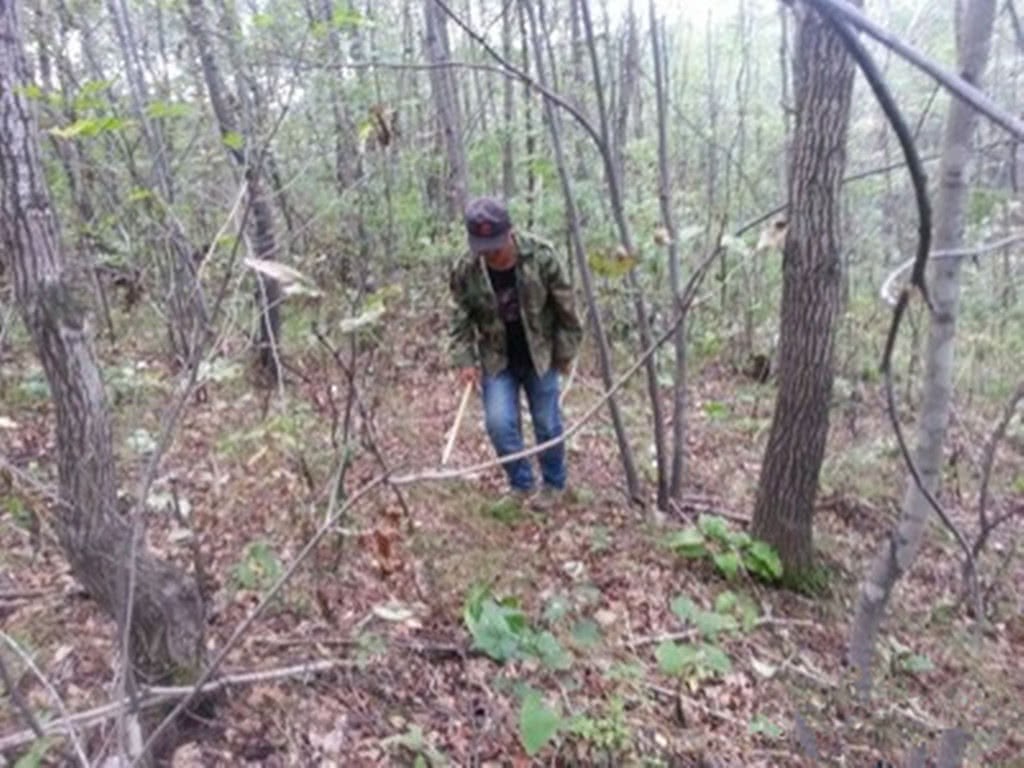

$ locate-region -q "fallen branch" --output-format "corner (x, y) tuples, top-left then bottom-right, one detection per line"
(620, 617), (818, 650)
(0, 657), (358, 754)
(135, 469), (385, 762)
(1, 632), (90, 766)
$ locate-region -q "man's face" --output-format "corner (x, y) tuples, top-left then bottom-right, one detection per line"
(477, 231), (515, 266)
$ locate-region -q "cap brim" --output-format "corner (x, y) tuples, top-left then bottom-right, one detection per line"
(468, 232), (509, 253)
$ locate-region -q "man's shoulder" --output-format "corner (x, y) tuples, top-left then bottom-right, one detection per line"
(449, 250), (478, 291)
(516, 232), (560, 265)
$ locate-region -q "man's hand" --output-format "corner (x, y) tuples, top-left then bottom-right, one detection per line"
(459, 366), (480, 388)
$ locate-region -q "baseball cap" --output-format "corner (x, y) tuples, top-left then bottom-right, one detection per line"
(464, 196), (512, 253)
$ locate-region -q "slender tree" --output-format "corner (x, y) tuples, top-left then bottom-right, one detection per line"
(107, 0), (209, 367)
(850, 0), (998, 689)
(579, 0), (669, 510)
(424, 0), (468, 218)
(1, 0), (204, 689)
(650, 3), (688, 500)
(524, 0), (641, 501)
(185, 0), (283, 386)
(751, 0), (857, 574)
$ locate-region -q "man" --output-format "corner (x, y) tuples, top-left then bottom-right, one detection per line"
(449, 196), (583, 507)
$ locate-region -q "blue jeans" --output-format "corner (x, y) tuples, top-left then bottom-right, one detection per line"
(482, 367), (566, 492)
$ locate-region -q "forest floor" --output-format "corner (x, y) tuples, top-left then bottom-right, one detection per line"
(1, 281), (1023, 767)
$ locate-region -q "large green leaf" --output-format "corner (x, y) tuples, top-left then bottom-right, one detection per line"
(744, 540), (783, 581)
(519, 690), (562, 756)
(667, 528), (707, 558)
(699, 643), (732, 675)
(50, 115), (127, 139)
(14, 738), (55, 768)
(222, 130), (245, 150)
(697, 514), (732, 546)
(712, 550), (742, 580)
(655, 640), (699, 675)
(692, 609), (738, 638)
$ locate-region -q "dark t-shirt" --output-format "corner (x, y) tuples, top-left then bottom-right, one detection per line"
(487, 265), (532, 371)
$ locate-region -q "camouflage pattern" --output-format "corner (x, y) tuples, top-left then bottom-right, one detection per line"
(449, 233), (583, 376)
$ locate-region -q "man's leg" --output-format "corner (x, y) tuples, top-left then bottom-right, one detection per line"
(524, 367), (566, 490)
(482, 368), (534, 491)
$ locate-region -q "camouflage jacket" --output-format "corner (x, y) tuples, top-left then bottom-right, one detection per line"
(449, 233), (583, 377)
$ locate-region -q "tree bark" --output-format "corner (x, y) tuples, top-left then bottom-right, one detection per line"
(614, 1), (640, 179)
(579, 0), (668, 511)
(751, 0), (857, 574)
(523, 0), (641, 502)
(0, 0), (204, 685)
(185, 0), (283, 386)
(501, 3), (515, 200)
(107, 0), (209, 367)
(424, 0), (468, 219)
(650, 3), (688, 501)
(849, 0), (997, 692)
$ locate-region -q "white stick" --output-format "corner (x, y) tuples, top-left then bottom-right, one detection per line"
(441, 381), (474, 466)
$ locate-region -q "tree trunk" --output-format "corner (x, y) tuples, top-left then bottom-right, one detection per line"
(424, 0), (468, 219)
(614, 1), (640, 179)
(501, 3), (515, 200)
(185, 0), (282, 386)
(518, 0), (536, 227)
(523, 0), (641, 502)
(650, 3), (688, 501)
(1, 0), (204, 685)
(751, 0), (857, 575)
(849, 0), (997, 692)
(579, 0), (668, 511)
(107, 0), (209, 368)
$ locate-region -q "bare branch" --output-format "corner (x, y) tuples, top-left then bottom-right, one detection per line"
(810, 0), (1024, 139)
(0, 657), (359, 754)
(1, 632), (91, 767)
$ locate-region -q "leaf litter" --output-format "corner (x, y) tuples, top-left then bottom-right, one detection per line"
(0, 286), (1022, 766)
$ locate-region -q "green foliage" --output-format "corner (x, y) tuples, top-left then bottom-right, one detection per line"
(655, 639), (731, 679)
(519, 689), (563, 756)
(702, 400), (731, 420)
(14, 372), (50, 404)
(221, 130), (245, 150)
(570, 619), (602, 649)
(749, 714), (784, 740)
(3, 495), (36, 532)
(50, 116), (128, 139)
(462, 586), (571, 670)
(145, 100), (192, 119)
(566, 697), (632, 758)
(14, 738), (56, 768)
(231, 540), (283, 592)
(381, 725), (448, 766)
(483, 495), (525, 524)
(125, 428), (158, 455)
(665, 514), (783, 582)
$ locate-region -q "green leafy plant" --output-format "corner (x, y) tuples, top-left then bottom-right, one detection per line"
(666, 514), (783, 582)
(381, 725), (447, 766)
(231, 540), (283, 592)
(462, 586), (571, 670)
(652, 592), (762, 684)
(566, 697), (632, 759)
(749, 714), (784, 740)
(14, 737), (56, 768)
(520, 689), (563, 756)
